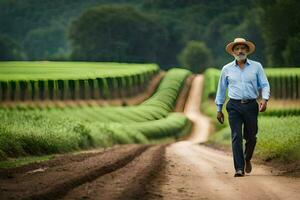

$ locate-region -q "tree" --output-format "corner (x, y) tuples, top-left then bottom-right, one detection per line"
(282, 34), (300, 66)
(68, 5), (168, 64)
(257, 0), (300, 66)
(0, 34), (25, 61)
(178, 40), (212, 73)
(23, 21), (68, 60)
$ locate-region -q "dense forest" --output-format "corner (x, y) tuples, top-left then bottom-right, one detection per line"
(0, 0), (299, 70)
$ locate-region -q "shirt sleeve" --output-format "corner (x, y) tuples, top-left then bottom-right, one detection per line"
(215, 67), (228, 112)
(257, 64), (270, 100)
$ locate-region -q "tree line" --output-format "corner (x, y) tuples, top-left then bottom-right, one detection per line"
(0, 0), (299, 72)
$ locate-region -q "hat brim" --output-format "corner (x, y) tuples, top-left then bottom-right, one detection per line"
(225, 41), (255, 55)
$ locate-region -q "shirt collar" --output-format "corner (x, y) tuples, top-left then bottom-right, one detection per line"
(234, 59), (251, 67)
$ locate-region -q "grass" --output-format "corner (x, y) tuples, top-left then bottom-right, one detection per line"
(0, 155), (53, 169)
(208, 116), (300, 162)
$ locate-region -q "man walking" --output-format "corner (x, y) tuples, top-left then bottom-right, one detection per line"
(215, 38), (270, 177)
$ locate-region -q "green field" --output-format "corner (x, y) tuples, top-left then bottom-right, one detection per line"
(1, 62), (299, 166)
(0, 61), (159, 80)
(0, 61), (159, 101)
(0, 68), (192, 160)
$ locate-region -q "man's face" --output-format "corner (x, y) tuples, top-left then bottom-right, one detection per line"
(232, 44), (249, 61)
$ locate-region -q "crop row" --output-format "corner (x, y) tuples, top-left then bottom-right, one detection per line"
(0, 61), (159, 80)
(2, 68), (191, 122)
(0, 68), (192, 160)
(260, 107), (300, 117)
(203, 68), (300, 100)
(0, 62), (159, 101)
(0, 73), (156, 101)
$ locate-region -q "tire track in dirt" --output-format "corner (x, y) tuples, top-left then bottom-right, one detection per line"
(60, 145), (167, 200)
(0, 147), (117, 179)
(0, 144), (150, 200)
(155, 141), (300, 200)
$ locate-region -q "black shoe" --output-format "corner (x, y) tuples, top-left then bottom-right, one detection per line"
(245, 160), (252, 173)
(234, 169), (245, 177)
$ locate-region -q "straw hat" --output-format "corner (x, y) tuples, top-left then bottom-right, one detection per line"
(225, 38), (255, 55)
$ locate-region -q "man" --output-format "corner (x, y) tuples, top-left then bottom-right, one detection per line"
(215, 38), (270, 177)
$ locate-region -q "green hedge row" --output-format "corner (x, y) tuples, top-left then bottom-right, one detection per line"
(203, 67), (300, 100)
(0, 62), (159, 101)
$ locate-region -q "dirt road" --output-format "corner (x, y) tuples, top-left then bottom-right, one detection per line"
(0, 75), (299, 200)
(153, 75), (299, 200)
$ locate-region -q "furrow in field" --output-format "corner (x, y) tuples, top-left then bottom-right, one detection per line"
(60, 144), (167, 200)
(0, 144), (150, 200)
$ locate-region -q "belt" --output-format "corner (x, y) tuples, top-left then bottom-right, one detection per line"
(230, 98), (256, 104)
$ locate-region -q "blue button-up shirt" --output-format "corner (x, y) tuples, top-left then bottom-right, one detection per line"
(215, 59), (270, 112)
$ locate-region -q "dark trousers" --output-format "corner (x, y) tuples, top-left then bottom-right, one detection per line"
(226, 99), (258, 171)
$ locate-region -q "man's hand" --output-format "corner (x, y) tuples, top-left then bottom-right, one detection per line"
(259, 99), (267, 112)
(217, 111), (224, 124)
